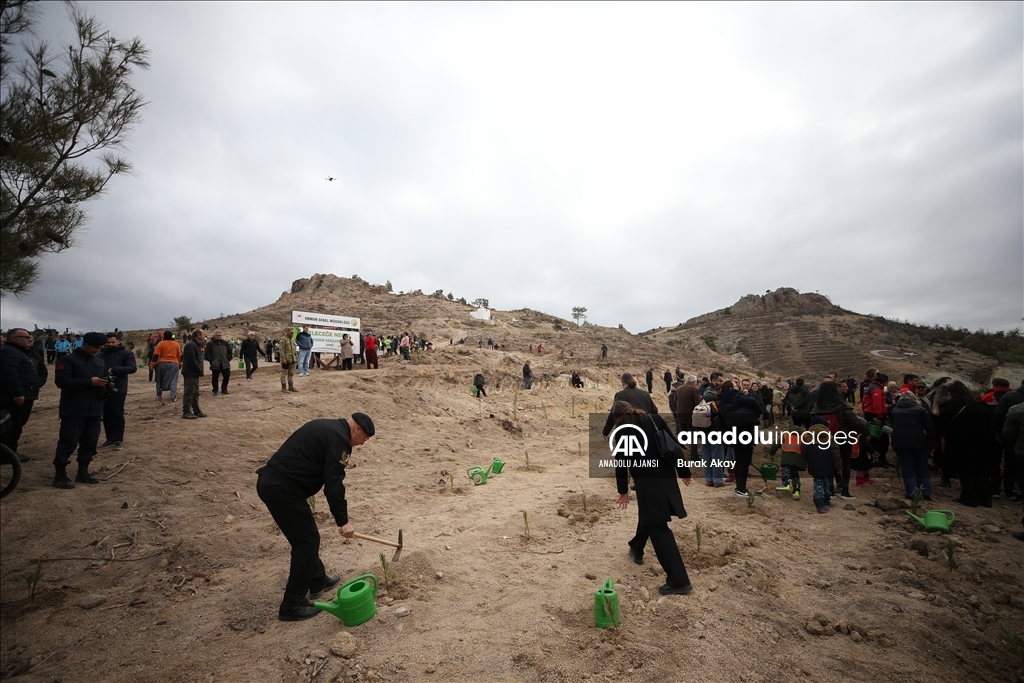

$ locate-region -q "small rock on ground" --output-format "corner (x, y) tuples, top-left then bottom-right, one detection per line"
(78, 594), (106, 609)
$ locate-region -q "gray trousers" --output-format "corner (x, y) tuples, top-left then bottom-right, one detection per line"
(155, 362), (179, 400)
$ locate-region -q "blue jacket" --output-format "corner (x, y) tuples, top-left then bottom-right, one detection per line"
(295, 331), (314, 351)
(100, 344), (138, 394)
(1, 344), (44, 402)
(55, 348), (106, 417)
(55, 339), (71, 353)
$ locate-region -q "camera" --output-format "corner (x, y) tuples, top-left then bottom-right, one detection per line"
(103, 375), (118, 395)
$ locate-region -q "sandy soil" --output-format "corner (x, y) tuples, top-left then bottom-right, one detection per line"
(2, 348), (1023, 683)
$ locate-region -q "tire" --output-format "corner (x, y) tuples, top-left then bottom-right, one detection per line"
(0, 443), (22, 499)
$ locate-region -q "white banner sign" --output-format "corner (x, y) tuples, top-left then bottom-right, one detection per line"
(291, 310), (360, 328)
(302, 327), (360, 354)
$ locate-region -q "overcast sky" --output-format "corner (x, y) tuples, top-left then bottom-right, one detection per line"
(2, 2), (1021, 335)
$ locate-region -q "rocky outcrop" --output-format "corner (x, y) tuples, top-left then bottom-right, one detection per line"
(684, 288), (842, 325)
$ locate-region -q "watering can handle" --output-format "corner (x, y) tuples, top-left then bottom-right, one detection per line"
(355, 573), (378, 592)
(939, 510), (955, 522)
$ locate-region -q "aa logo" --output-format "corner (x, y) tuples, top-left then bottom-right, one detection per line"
(608, 424), (648, 457)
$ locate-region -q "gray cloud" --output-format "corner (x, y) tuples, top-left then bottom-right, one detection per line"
(2, 2), (1020, 335)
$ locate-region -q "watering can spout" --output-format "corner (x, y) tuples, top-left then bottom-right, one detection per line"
(905, 511), (925, 524)
(313, 600), (346, 619)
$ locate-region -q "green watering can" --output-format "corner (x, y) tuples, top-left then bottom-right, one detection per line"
(468, 466), (489, 485)
(489, 458), (506, 475)
(752, 463), (778, 481)
(314, 574), (378, 625)
(594, 578), (619, 629)
(906, 510), (955, 533)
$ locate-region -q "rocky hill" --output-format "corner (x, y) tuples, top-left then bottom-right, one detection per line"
(134, 278), (1018, 389)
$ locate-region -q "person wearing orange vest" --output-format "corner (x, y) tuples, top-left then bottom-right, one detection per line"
(772, 429), (807, 500)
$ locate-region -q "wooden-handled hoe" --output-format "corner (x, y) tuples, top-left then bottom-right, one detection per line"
(351, 530), (403, 562)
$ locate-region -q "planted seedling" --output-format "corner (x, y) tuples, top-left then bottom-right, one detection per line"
(908, 488), (923, 516)
(307, 495), (316, 511)
(542, 400), (548, 419)
(943, 539), (957, 572)
(25, 560), (42, 600)
(747, 493), (756, 508)
(581, 492), (588, 513)
(448, 472), (455, 491)
(695, 523), (703, 554)
(379, 552), (394, 594)
(524, 451), (530, 469)
(522, 510), (531, 541)
(571, 396), (575, 417)
(602, 594), (620, 627)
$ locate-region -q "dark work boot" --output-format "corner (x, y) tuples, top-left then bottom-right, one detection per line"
(278, 599), (321, 622)
(75, 462), (100, 484)
(53, 465), (76, 489)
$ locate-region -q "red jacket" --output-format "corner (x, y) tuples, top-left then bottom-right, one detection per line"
(981, 387), (1011, 405)
(861, 382), (886, 417)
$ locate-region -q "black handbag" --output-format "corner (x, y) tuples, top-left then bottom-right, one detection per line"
(648, 416), (683, 461)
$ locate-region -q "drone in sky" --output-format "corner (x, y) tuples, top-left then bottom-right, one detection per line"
(326, 176), (335, 182)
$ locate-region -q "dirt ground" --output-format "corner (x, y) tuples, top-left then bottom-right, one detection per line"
(2, 349), (1023, 683)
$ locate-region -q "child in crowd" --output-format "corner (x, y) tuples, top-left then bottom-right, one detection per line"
(772, 429), (806, 499)
(805, 416), (841, 513)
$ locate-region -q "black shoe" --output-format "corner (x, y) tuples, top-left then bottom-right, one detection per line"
(52, 469), (75, 489)
(16, 452), (31, 463)
(309, 575), (342, 599)
(212, 391), (218, 396)
(182, 413), (198, 419)
(221, 389), (229, 395)
(658, 583), (693, 596)
(195, 412), (208, 418)
(98, 440), (116, 449)
(75, 465), (100, 484)
(1012, 532), (1024, 543)
(628, 547), (644, 565)
(278, 602), (321, 622)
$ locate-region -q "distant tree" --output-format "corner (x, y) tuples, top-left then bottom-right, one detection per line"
(457, 297), (467, 305)
(1, 3), (150, 296)
(472, 298), (489, 309)
(386, 280), (393, 292)
(572, 306), (588, 327)
(446, 292), (453, 301)
(431, 289), (444, 299)
(172, 315), (192, 332)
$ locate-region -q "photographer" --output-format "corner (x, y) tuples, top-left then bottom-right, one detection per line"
(99, 332), (137, 451)
(53, 332), (109, 489)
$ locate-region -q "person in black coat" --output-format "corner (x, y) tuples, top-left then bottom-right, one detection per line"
(602, 373), (658, 437)
(1, 328), (47, 460)
(938, 382), (993, 507)
(241, 331), (266, 381)
(52, 332), (109, 488)
(645, 369), (654, 393)
(891, 393), (936, 499)
(612, 401), (694, 595)
(257, 414), (375, 621)
(181, 330), (207, 419)
(98, 332), (137, 450)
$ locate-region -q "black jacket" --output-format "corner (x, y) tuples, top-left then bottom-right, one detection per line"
(1, 344), (44, 402)
(99, 344), (138, 394)
(994, 388), (1024, 433)
(204, 338), (233, 371)
(473, 374), (485, 387)
(890, 398), (936, 450)
(182, 340), (205, 378)
(602, 386), (658, 436)
(786, 385), (811, 415)
(523, 364), (532, 378)
(615, 414), (691, 526)
(240, 338), (265, 359)
(259, 419), (352, 526)
(54, 348), (106, 417)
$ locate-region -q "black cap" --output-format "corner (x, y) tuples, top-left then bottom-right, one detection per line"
(83, 332), (107, 347)
(352, 413), (375, 438)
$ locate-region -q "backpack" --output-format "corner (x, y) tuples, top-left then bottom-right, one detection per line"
(819, 413), (841, 434)
(692, 400), (712, 428)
